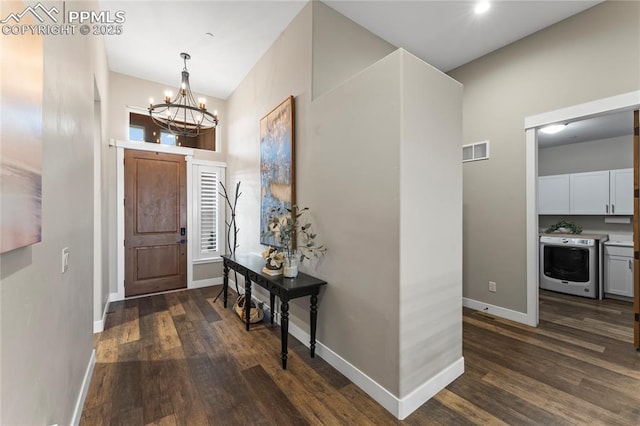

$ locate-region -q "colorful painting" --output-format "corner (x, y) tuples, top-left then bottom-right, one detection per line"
(260, 96), (295, 246)
(0, 1), (43, 253)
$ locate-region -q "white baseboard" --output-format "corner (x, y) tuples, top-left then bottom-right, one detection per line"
(235, 278), (462, 419)
(398, 357), (464, 419)
(71, 349), (96, 426)
(463, 297), (529, 325)
(287, 320), (463, 420)
(93, 292), (118, 334)
(189, 276), (223, 289)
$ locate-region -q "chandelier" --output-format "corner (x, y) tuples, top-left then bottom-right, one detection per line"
(148, 52), (218, 138)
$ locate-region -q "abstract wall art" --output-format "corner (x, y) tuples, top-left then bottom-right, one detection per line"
(260, 96), (295, 246)
(0, 1), (43, 253)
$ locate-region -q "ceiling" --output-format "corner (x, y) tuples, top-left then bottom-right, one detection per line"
(101, 0), (602, 100)
(537, 110), (636, 149)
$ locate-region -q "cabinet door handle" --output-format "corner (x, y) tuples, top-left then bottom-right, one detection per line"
(612, 204), (615, 214)
(629, 259), (632, 270)
(605, 204), (609, 214)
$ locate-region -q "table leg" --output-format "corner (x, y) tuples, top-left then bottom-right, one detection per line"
(281, 300), (289, 369)
(310, 294), (318, 358)
(222, 262), (229, 308)
(245, 275), (251, 331)
(270, 293), (275, 325)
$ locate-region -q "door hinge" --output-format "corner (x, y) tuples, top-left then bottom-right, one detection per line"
(635, 189), (639, 198)
(635, 251), (639, 260)
(635, 313), (639, 322)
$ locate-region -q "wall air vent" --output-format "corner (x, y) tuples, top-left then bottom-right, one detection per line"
(462, 140), (490, 163)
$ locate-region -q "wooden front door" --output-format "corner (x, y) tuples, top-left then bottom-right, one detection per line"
(634, 110), (639, 349)
(125, 149), (187, 297)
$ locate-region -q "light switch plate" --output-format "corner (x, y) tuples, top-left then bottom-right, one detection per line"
(61, 247), (69, 273)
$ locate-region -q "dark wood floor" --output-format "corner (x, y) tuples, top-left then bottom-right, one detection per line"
(80, 287), (640, 425)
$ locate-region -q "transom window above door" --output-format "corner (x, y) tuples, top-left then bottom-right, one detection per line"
(128, 112), (216, 151)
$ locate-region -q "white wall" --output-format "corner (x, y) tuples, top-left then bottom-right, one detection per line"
(0, 1), (109, 423)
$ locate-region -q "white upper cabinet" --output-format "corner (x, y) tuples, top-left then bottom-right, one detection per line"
(538, 175), (570, 214)
(538, 168), (633, 215)
(609, 168), (633, 215)
(569, 170), (610, 215)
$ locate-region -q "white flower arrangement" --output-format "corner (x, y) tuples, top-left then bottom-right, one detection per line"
(261, 246), (285, 269)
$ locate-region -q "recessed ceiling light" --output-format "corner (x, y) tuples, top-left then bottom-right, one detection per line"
(475, 1), (490, 14)
(540, 124), (567, 134)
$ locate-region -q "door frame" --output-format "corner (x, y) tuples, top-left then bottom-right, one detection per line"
(524, 90), (640, 327)
(112, 139), (195, 300)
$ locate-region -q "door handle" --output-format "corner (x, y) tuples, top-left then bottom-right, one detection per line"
(177, 239), (186, 244)
(612, 204), (615, 214)
(629, 259), (632, 270)
(605, 204), (609, 214)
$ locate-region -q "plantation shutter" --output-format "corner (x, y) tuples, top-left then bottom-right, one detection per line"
(192, 162), (225, 262)
(199, 169), (218, 255)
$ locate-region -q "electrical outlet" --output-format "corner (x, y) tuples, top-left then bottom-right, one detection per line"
(61, 247), (69, 273)
(488, 281), (497, 292)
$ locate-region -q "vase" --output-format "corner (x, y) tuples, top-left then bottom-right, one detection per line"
(283, 255), (298, 278)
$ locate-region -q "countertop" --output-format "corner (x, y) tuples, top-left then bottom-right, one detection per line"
(539, 232), (609, 240)
(604, 233), (633, 247)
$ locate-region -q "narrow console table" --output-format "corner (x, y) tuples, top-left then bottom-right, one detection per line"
(221, 254), (327, 369)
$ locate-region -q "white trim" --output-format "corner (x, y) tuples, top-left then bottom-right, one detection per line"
(229, 276), (462, 419)
(113, 141), (194, 302)
(192, 257), (223, 265)
(525, 128), (539, 327)
(71, 349), (96, 426)
(116, 147), (125, 301)
(463, 297), (530, 325)
(397, 357), (465, 420)
(93, 292), (118, 333)
(186, 156), (193, 289)
(190, 277), (223, 290)
(286, 320), (400, 415)
(524, 90), (640, 330)
(109, 138), (195, 156)
(287, 320), (463, 420)
(525, 90), (640, 129)
(191, 159), (227, 168)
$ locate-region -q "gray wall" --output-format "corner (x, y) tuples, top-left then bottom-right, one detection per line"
(193, 261), (223, 281)
(227, 1), (462, 400)
(398, 51), (462, 396)
(448, 1), (640, 313)
(0, 2), (109, 423)
(312, 2), (395, 99)
(538, 135), (633, 176)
